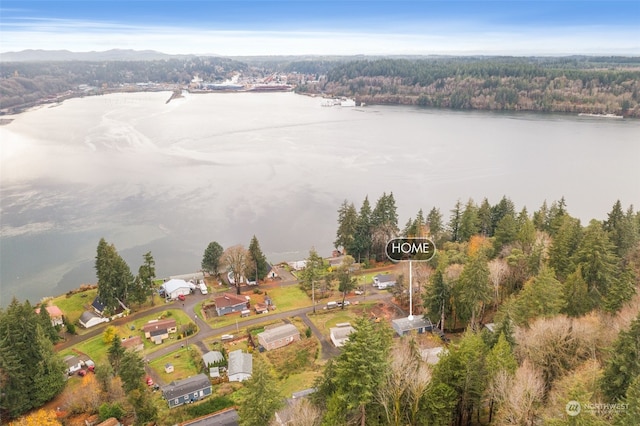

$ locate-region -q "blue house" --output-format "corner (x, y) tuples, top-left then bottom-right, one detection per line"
(162, 374), (212, 408)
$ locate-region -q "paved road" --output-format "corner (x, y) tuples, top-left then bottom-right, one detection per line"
(144, 291), (392, 363)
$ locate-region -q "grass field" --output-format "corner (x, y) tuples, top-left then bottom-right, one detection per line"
(69, 309), (195, 365)
(202, 285), (311, 329)
(149, 348), (201, 384)
(279, 370), (321, 398)
(50, 288), (97, 326)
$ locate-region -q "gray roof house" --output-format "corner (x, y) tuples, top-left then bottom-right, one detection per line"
(257, 323), (301, 351)
(373, 274), (397, 289)
(162, 373), (212, 409)
(228, 350), (252, 382)
(391, 315), (433, 336)
(79, 310), (108, 329)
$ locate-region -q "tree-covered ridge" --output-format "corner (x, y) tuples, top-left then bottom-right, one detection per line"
(315, 57), (640, 116)
(0, 57), (248, 110)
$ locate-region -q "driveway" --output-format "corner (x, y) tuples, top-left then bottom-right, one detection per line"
(299, 312), (340, 359)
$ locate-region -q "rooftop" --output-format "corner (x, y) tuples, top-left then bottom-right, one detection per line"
(257, 323), (300, 344)
(162, 374), (211, 401)
(214, 293), (248, 309)
(228, 350), (252, 376)
(391, 315), (433, 332)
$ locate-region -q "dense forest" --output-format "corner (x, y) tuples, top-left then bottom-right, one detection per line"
(314, 194), (640, 425)
(2, 54), (640, 117)
(300, 56), (640, 117)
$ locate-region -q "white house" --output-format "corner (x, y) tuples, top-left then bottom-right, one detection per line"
(373, 274), (397, 289)
(161, 279), (193, 300)
(79, 310), (108, 329)
(228, 350), (252, 382)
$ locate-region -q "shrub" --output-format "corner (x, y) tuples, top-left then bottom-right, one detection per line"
(99, 402), (125, 421)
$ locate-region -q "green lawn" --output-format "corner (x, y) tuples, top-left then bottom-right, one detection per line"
(267, 285), (310, 311)
(149, 348), (201, 384)
(279, 370), (321, 398)
(50, 288), (97, 325)
(203, 285), (311, 329)
(68, 309), (196, 366)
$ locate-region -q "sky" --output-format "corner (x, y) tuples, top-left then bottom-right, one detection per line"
(1, 1), (639, 56)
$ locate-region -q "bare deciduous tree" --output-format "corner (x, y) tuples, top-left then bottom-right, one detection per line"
(269, 399), (322, 426)
(488, 258), (509, 307)
(221, 244), (250, 295)
(377, 340), (432, 426)
(494, 360), (545, 425)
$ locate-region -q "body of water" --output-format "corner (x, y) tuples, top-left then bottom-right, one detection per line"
(1, 91), (639, 305)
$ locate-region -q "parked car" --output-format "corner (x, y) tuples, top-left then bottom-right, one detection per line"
(77, 369), (86, 377)
(354, 289), (364, 295)
(337, 301), (351, 307)
(178, 294), (186, 301)
(146, 377), (154, 386)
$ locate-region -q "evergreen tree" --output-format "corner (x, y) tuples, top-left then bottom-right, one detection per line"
(477, 198), (493, 236)
(322, 316), (392, 425)
(119, 351), (146, 394)
(202, 241), (224, 276)
(448, 200), (462, 242)
(516, 207), (536, 254)
(0, 299), (66, 419)
(491, 196), (515, 233)
(37, 304), (60, 343)
(430, 331), (489, 426)
(601, 313), (640, 402)
(95, 238), (134, 312)
(458, 252), (492, 331)
(238, 359), (283, 426)
(107, 335), (125, 375)
(352, 196), (373, 263)
(548, 215), (582, 280)
(614, 374), (640, 425)
(573, 219), (632, 311)
(532, 200), (549, 231)
(127, 388), (158, 426)
(427, 206), (444, 241)
(605, 202), (639, 257)
(561, 266), (593, 317)
(458, 198), (480, 242)
(335, 200), (359, 253)
(424, 266), (452, 332)
(247, 235), (269, 281)
(137, 251), (156, 305)
(547, 196), (568, 236)
(371, 192), (400, 260)
(513, 266), (564, 325)
(492, 213), (518, 252)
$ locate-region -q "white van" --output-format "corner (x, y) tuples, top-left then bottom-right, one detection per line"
(198, 282), (208, 295)
(326, 301), (338, 310)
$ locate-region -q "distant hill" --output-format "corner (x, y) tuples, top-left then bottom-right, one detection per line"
(0, 49), (197, 62)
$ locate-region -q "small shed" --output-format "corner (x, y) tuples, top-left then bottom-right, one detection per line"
(165, 363), (174, 373)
